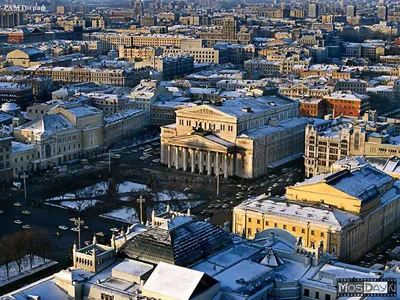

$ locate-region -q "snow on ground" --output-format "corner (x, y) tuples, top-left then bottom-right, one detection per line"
(0, 255), (57, 287)
(118, 181), (149, 194)
(119, 196), (131, 202)
(154, 190), (194, 201)
(46, 181), (109, 201)
(45, 200), (101, 211)
(100, 207), (139, 224)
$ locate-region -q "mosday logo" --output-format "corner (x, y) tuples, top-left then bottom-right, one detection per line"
(338, 278), (397, 297)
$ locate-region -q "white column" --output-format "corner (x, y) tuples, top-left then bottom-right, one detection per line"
(224, 154), (228, 178)
(215, 152), (220, 175)
(207, 151), (211, 176)
(183, 148), (188, 171)
(191, 149), (195, 173)
(160, 142), (165, 163)
(199, 150), (203, 174)
(167, 145), (171, 168)
(175, 146), (179, 169)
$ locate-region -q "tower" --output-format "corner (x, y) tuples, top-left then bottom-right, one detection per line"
(378, 5), (388, 21)
(133, 0), (143, 20)
(309, 3), (319, 18)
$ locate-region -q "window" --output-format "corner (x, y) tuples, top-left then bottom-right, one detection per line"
(248, 218), (252, 223)
(302, 229), (305, 233)
(325, 295), (331, 300)
(265, 221), (269, 226)
(247, 228), (252, 235)
(101, 294), (114, 300)
(304, 289), (310, 297)
(321, 232), (325, 238)
(311, 230), (315, 235)
(316, 291), (320, 299)
(274, 223), (278, 228)
(292, 227), (296, 232)
(257, 219), (260, 224)
(283, 225), (286, 229)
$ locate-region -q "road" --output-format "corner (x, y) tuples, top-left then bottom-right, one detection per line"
(0, 133), (305, 263)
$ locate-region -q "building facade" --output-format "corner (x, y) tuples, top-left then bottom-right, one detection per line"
(160, 95), (314, 179)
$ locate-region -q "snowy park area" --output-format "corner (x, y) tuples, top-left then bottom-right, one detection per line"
(46, 200), (101, 211)
(100, 207), (139, 224)
(118, 181), (149, 194)
(0, 256), (57, 288)
(154, 190), (194, 201)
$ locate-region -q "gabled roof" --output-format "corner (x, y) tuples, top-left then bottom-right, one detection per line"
(18, 114), (74, 135)
(260, 249), (285, 267)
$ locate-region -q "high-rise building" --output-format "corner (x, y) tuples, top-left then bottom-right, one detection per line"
(133, 0), (144, 21)
(308, 3), (319, 18)
(378, 5), (388, 21)
(346, 5), (356, 17)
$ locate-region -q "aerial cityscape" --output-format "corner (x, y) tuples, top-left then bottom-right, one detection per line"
(0, 0), (400, 299)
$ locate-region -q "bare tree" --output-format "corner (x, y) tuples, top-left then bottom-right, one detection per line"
(0, 235), (12, 277)
(8, 231), (28, 273)
(34, 228), (51, 263)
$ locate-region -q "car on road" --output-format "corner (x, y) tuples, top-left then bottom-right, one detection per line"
(14, 220), (23, 225)
(14, 202), (22, 207)
(131, 149), (138, 153)
(0, 210), (4, 214)
(222, 204), (229, 209)
(214, 204), (222, 209)
(152, 158), (161, 163)
(267, 187), (273, 192)
(207, 204), (214, 209)
(110, 228), (119, 233)
(54, 232), (62, 237)
(82, 225), (91, 231)
(22, 225), (31, 230)
(96, 232), (105, 237)
(71, 227), (80, 232)
(183, 187), (191, 192)
(200, 210), (206, 215)
(69, 218), (77, 222)
(22, 210), (31, 215)
(59, 225), (69, 231)
(278, 178), (284, 182)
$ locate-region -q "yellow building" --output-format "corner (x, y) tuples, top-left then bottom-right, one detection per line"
(233, 165), (400, 262)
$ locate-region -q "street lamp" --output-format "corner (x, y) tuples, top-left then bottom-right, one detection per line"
(74, 217), (84, 249)
(21, 172), (28, 201)
(137, 196), (145, 225)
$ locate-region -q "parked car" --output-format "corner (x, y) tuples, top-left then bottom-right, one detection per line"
(58, 225), (68, 231)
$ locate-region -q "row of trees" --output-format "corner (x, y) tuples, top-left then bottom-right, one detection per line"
(0, 228), (51, 278)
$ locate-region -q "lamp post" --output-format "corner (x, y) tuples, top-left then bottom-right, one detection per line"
(137, 196), (145, 225)
(74, 217), (84, 249)
(21, 172), (28, 201)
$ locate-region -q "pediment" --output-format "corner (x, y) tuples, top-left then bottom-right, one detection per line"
(177, 105), (235, 120)
(169, 134), (234, 151)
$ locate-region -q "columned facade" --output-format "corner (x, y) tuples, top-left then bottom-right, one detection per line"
(163, 143), (233, 178)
